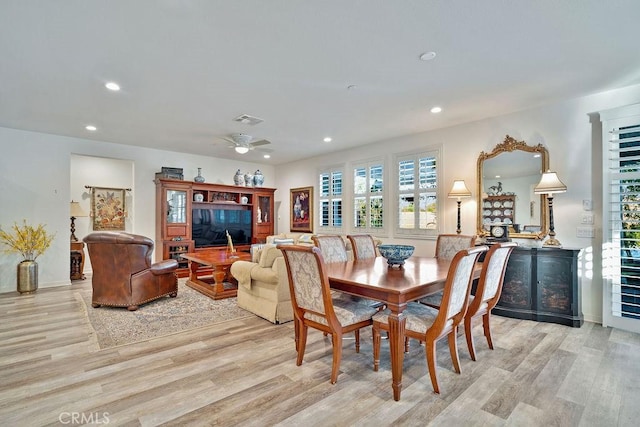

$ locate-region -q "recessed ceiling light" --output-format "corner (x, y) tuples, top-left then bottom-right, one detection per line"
(495, 175), (501, 178)
(85, 125), (97, 131)
(419, 51), (437, 61)
(105, 82), (120, 91)
(323, 137), (332, 143)
(430, 106), (442, 114)
(263, 154), (271, 159)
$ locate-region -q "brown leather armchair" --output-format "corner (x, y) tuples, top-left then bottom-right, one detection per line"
(83, 231), (178, 311)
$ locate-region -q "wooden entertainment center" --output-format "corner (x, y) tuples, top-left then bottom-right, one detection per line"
(155, 177), (276, 277)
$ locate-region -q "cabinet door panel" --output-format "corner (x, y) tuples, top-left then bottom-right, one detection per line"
(537, 255), (573, 315)
(499, 251), (532, 309)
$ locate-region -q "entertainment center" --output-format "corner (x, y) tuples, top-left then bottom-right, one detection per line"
(155, 177), (276, 276)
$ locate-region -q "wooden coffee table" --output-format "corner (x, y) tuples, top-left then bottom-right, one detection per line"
(181, 250), (252, 300)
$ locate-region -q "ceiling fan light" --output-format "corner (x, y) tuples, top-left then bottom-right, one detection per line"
(235, 146), (249, 154)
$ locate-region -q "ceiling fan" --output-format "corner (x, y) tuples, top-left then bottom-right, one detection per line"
(221, 133), (271, 154)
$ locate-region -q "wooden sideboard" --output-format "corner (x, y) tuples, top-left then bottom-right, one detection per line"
(489, 246), (583, 327)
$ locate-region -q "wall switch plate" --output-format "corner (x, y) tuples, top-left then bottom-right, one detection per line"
(581, 213), (594, 225)
(583, 199), (593, 211)
(576, 226), (595, 238)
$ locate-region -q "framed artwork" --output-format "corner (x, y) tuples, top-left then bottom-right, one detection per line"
(290, 186), (313, 233)
(91, 187), (126, 230)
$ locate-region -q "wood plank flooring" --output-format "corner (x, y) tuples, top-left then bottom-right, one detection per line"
(2, 279), (640, 426)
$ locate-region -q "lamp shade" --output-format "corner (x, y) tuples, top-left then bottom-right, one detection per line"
(70, 201), (88, 217)
(235, 146), (249, 154)
(448, 180), (472, 199)
(534, 171), (567, 195)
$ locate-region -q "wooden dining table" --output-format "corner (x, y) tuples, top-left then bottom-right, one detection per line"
(324, 255), (480, 401)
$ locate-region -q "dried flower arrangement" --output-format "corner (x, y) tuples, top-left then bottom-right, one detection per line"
(0, 220), (55, 261)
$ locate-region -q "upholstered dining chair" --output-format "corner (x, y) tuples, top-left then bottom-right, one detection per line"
(347, 234), (378, 260)
(279, 245), (379, 384)
(435, 234), (477, 260)
(372, 245), (488, 394)
(422, 242), (516, 361)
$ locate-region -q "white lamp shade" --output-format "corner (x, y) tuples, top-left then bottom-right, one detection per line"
(448, 180), (472, 199)
(70, 201), (88, 217)
(534, 171), (567, 195)
(235, 146), (250, 154)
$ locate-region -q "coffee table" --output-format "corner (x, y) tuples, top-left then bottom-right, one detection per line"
(181, 250), (252, 300)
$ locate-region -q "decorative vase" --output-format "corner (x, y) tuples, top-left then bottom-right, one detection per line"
(244, 172), (254, 187)
(234, 169), (245, 186)
(17, 260), (38, 294)
(253, 170), (264, 187)
(194, 193), (204, 202)
(194, 167), (205, 183)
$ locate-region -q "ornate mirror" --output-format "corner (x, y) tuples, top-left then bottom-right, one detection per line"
(477, 135), (549, 239)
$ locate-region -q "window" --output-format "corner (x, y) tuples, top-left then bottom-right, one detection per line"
(353, 161), (384, 232)
(602, 103), (640, 333)
(318, 168), (343, 231)
(395, 149), (440, 237)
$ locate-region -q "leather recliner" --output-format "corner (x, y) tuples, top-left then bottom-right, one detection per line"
(83, 231), (178, 311)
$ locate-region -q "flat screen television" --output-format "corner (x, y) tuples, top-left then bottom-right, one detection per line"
(192, 208), (252, 248)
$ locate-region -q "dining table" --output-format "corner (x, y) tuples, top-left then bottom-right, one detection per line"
(324, 255), (481, 401)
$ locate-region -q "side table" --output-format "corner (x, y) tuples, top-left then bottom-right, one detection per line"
(70, 241), (86, 280)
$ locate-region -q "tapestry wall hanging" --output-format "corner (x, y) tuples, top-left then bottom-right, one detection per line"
(90, 187), (126, 231)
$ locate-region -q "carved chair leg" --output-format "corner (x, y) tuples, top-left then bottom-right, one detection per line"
(372, 324), (381, 372)
(330, 332), (343, 384)
(355, 329), (360, 353)
(465, 316), (477, 361)
(426, 340), (440, 394)
(483, 313), (494, 349)
(297, 324), (308, 366)
(448, 328), (461, 374)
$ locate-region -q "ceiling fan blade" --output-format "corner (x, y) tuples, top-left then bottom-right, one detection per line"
(250, 139), (271, 147)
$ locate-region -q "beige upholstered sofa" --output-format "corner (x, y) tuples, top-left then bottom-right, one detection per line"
(230, 233), (381, 324)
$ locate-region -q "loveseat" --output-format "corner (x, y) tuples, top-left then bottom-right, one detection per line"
(230, 233), (379, 324)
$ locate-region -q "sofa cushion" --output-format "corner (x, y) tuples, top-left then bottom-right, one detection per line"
(273, 238), (295, 245)
(258, 245), (283, 268)
(297, 233), (314, 244)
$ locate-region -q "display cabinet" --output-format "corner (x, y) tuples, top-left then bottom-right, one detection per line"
(155, 178), (276, 275)
(493, 246), (583, 327)
(481, 195), (515, 231)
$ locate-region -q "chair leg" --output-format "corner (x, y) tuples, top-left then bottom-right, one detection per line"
(330, 332), (343, 384)
(448, 328), (461, 374)
(294, 318), (300, 352)
(465, 316), (477, 361)
(355, 329), (360, 353)
(373, 325), (381, 372)
(483, 313), (494, 350)
(426, 340), (440, 394)
(297, 324), (308, 366)
(404, 336), (410, 353)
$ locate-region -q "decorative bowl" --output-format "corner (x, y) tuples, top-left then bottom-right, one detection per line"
(377, 244), (415, 267)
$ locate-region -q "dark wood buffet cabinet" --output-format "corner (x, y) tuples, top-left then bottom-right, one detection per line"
(491, 246), (583, 327)
(155, 178), (276, 276)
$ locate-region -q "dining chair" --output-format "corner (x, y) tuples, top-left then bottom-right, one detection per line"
(347, 234), (378, 260)
(435, 234), (477, 260)
(372, 245), (488, 394)
(422, 242), (516, 361)
(280, 245), (379, 384)
(312, 235), (350, 262)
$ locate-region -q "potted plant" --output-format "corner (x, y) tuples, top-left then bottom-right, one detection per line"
(0, 220), (55, 293)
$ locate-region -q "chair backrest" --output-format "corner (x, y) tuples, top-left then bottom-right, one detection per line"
(280, 245), (339, 329)
(433, 245), (488, 329)
(312, 235), (348, 263)
(472, 242), (517, 313)
(435, 234), (477, 260)
(84, 231), (154, 277)
(347, 234), (377, 260)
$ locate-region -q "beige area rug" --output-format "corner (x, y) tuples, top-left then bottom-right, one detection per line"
(76, 279), (254, 350)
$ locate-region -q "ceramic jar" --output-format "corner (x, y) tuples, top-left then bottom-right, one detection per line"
(244, 172), (254, 187)
(253, 170), (264, 187)
(194, 167), (205, 183)
(233, 169), (245, 186)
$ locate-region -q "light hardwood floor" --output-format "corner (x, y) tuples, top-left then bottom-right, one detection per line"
(2, 279), (640, 426)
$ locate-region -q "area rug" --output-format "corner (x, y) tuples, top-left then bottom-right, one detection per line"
(76, 279), (254, 350)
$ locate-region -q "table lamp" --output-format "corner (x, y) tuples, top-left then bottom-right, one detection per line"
(70, 200), (88, 241)
(534, 171), (567, 247)
(448, 180), (472, 234)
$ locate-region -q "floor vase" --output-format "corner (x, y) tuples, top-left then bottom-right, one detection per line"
(17, 260), (38, 293)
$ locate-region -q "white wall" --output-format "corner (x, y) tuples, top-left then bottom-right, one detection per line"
(0, 127), (275, 294)
(273, 82), (640, 324)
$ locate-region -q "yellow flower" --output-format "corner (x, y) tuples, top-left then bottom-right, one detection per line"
(0, 220), (55, 261)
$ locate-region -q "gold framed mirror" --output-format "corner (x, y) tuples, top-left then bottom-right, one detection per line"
(477, 135), (549, 240)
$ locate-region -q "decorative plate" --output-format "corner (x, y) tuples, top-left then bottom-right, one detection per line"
(503, 201), (513, 208)
(493, 201), (502, 208)
(484, 201), (492, 208)
(483, 209), (492, 216)
(493, 209), (502, 216)
(504, 209), (512, 215)
(483, 218), (492, 224)
(493, 218), (502, 224)
(504, 218), (512, 224)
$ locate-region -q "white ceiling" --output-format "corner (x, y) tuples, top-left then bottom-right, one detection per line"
(1, 1), (640, 165)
